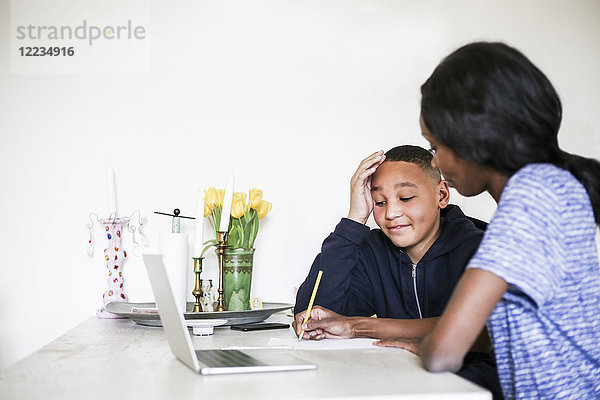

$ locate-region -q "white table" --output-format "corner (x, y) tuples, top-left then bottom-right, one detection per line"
(0, 314), (490, 399)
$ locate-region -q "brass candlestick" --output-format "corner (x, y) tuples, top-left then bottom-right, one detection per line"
(216, 230), (228, 311)
(192, 257), (204, 312)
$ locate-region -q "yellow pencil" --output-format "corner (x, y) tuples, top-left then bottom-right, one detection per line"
(298, 270), (323, 342)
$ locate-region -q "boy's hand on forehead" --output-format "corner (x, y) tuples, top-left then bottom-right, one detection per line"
(348, 151), (386, 224)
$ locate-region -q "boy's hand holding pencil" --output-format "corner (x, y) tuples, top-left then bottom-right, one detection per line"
(294, 305), (356, 340)
(295, 270), (323, 341)
(294, 271), (365, 341)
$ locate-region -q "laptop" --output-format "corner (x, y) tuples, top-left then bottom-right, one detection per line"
(142, 254), (317, 375)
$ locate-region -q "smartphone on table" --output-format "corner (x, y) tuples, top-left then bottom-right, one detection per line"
(230, 322), (290, 332)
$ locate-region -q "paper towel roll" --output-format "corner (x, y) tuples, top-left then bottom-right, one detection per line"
(158, 233), (188, 312)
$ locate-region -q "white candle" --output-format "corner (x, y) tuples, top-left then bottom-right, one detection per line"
(106, 160), (117, 217)
(219, 172), (235, 232)
(193, 194), (205, 258)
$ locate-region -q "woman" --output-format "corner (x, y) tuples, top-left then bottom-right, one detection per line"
(377, 42), (600, 399)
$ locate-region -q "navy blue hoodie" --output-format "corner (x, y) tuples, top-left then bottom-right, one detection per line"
(295, 204), (504, 400)
(295, 204), (483, 317)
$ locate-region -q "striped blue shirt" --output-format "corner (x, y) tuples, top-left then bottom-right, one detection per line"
(468, 163), (600, 399)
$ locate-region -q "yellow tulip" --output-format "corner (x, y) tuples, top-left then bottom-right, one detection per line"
(248, 188), (263, 210)
(257, 200), (272, 219)
(217, 189), (225, 207)
(204, 187), (219, 215)
(231, 192), (247, 219)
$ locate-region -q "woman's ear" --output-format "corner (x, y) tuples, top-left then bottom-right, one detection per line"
(438, 180), (450, 208)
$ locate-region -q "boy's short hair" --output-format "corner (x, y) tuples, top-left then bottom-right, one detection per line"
(384, 145), (442, 183)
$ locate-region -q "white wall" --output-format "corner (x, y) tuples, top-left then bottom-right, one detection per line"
(1, 0), (599, 369)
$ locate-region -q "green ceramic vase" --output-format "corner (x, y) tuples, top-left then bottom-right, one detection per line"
(222, 248), (254, 311)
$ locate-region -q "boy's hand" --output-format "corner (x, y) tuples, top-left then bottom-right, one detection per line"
(293, 306), (356, 340)
(348, 151), (386, 224)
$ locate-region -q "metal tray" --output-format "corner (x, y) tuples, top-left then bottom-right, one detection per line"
(105, 301), (293, 327)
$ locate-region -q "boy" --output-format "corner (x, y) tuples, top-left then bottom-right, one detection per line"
(294, 145), (501, 398)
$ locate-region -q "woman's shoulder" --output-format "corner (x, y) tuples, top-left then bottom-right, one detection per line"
(511, 163), (579, 187)
(505, 163), (586, 201)
(500, 163), (592, 221)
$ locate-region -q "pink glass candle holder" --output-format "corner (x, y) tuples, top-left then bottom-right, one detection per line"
(97, 217), (129, 319)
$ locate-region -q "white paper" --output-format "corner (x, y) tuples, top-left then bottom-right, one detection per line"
(267, 337), (378, 350)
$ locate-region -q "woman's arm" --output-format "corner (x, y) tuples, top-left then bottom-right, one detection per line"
(419, 268), (508, 372)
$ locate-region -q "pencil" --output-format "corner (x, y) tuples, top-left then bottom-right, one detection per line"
(298, 270), (323, 342)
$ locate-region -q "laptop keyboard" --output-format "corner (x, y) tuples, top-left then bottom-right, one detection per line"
(195, 349), (267, 368)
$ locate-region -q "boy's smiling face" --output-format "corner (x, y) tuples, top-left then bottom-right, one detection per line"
(371, 161), (449, 263)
